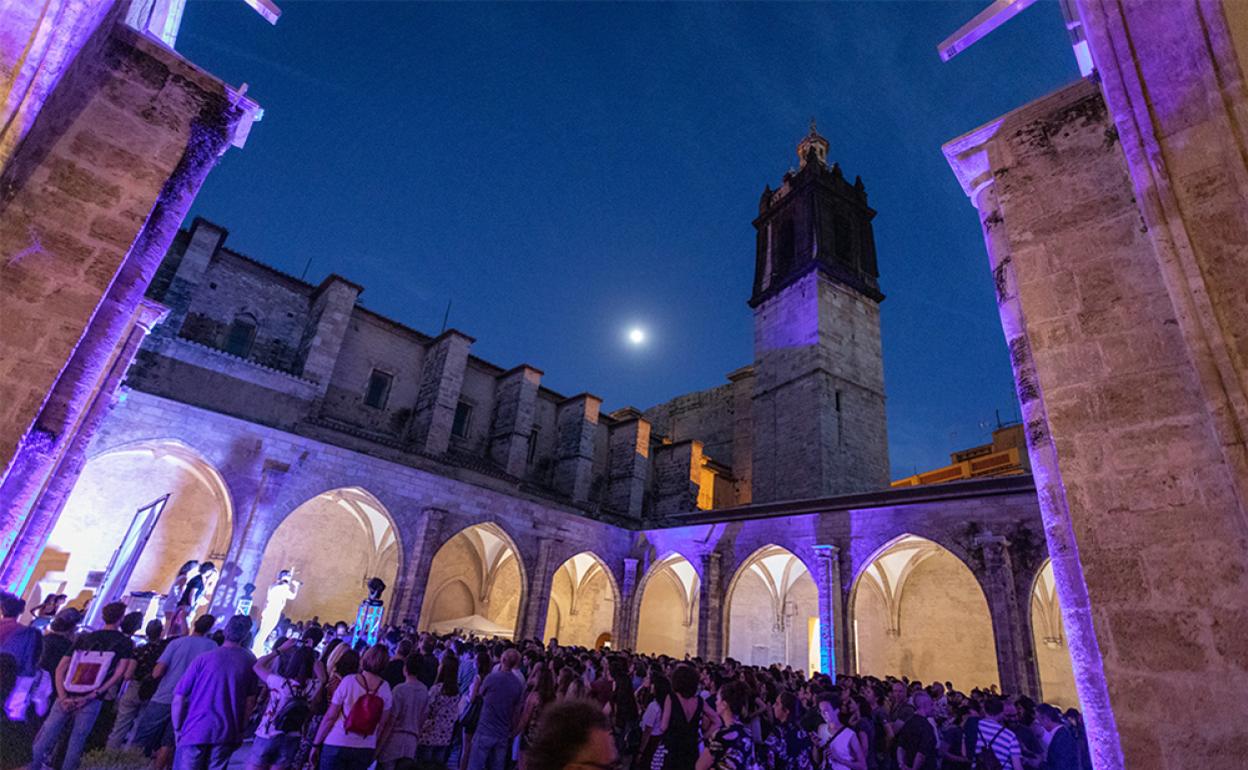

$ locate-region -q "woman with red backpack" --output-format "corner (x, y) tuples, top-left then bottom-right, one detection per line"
(310, 644), (392, 770)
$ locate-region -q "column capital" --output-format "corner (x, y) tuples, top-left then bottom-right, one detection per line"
(942, 117), (1004, 210)
(813, 543), (840, 560)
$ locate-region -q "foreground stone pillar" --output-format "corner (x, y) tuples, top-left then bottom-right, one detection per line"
(944, 59), (1248, 765)
(0, 16), (251, 588)
(0, 299), (167, 590)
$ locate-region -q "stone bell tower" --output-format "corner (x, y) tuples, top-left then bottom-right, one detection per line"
(749, 123), (889, 502)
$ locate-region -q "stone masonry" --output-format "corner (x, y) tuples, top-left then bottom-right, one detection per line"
(0, 5), (253, 575)
(944, 1), (1248, 765)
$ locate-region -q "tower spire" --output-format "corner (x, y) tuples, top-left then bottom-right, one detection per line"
(797, 118), (829, 167)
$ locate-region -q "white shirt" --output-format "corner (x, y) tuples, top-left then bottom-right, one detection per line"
(325, 674), (392, 749)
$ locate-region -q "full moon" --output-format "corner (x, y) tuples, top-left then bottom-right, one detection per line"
(627, 327), (646, 345)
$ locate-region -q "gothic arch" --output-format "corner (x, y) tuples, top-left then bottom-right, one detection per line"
(633, 553), (700, 657)
(848, 533), (998, 691)
(544, 551), (621, 648)
(255, 486), (403, 625)
(1030, 559), (1079, 708)
(419, 521), (527, 638)
(723, 544), (821, 672)
(29, 438), (234, 607)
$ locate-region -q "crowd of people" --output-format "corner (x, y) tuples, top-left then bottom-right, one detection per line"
(1, 589), (1092, 770)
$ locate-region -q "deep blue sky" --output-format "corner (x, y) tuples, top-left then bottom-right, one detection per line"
(178, 1), (1079, 477)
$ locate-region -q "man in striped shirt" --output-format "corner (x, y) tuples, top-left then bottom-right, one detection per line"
(975, 697), (1023, 770)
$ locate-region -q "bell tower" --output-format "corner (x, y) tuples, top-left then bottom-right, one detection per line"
(749, 123), (889, 502)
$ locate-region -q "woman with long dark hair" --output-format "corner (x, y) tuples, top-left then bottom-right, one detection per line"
(653, 664), (719, 770)
(418, 653), (461, 764)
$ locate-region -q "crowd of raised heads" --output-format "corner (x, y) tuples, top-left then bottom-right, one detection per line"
(0, 593), (1093, 770)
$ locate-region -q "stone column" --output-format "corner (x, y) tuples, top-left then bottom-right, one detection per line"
(209, 458), (291, 617)
(407, 330), (473, 456)
(976, 533), (1038, 699)
(607, 417), (650, 519)
(619, 557), (639, 649)
(517, 538), (557, 641)
(945, 116), (1123, 770)
(0, 91), (240, 585)
(488, 365), (542, 478)
(553, 394), (601, 502)
(652, 440), (703, 516)
(696, 551), (724, 661)
(297, 274), (362, 393)
(813, 544), (841, 675)
(392, 508), (446, 627)
(0, 299), (168, 591)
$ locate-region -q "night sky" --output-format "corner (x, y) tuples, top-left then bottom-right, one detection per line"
(177, 1), (1079, 478)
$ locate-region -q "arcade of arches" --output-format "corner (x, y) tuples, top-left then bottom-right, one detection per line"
(20, 443), (1077, 709)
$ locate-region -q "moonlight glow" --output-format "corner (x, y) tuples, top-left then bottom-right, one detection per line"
(627, 327), (646, 346)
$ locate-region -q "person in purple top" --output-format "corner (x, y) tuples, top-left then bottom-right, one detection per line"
(468, 648), (525, 770)
(171, 615), (258, 770)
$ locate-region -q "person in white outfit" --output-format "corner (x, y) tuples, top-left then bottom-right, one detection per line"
(252, 571), (299, 656)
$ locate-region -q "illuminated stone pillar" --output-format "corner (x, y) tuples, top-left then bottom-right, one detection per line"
(393, 507), (446, 626)
(0, 17), (248, 542)
(975, 533), (1038, 699)
(696, 551), (723, 661)
(618, 557), (639, 649)
(0, 298), (168, 592)
(517, 537), (557, 641)
(813, 544), (841, 675)
(209, 459), (291, 618)
(944, 88), (1122, 769)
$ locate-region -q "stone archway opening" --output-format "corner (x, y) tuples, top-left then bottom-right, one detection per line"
(850, 534), (998, 691)
(29, 439), (233, 610)
(635, 554), (699, 657)
(725, 545), (820, 674)
(255, 487), (400, 625)
(419, 522), (524, 639)
(1031, 559), (1078, 708)
(544, 551), (618, 648)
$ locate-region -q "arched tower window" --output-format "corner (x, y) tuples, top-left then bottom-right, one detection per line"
(224, 313), (257, 358)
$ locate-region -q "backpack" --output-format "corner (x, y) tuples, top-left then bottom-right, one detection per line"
(63, 649), (116, 695)
(974, 725), (1007, 770)
(272, 679), (312, 733)
(342, 675), (385, 736)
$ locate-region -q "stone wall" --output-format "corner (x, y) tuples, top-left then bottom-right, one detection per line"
(0, 18), (238, 475)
